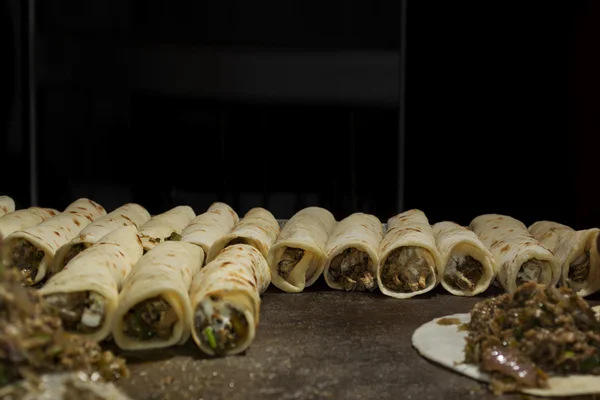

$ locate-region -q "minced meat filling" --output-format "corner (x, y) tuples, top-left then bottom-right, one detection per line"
(465, 282), (600, 394)
(444, 255), (484, 291)
(277, 248), (305, 279)
(381, 246), (434, 292)
(569, 251), (590, 283)
(165, 232), (182, 242)
(516, 259), (546, 286)
(327, 248), (375, 291)
(62, 243), (88, 267)
(44, 291), (106, 334)
(123, 297), (177, 340)
(194, 298), (249, 356)
(10, 239), (45, 285)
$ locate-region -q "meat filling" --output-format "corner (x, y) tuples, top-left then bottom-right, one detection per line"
(516, 259), (545, 286)
(194, 297), (249, 356)
(465, 282), (600, 393)
(381, 246), (434, 292)
(569, 251), (590, 283)
(43, 291), (106, 334)
(122, 296), (177, 340)
(444, 255), (484, 291)
(62, 243), (88, 267)
(10, 239), (45, 285)
(277, 248), (305, 279)
(164, 232), (182, 242)
(327, 248), (375, 291)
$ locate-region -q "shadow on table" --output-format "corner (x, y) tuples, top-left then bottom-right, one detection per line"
(102, 339), (220, 364)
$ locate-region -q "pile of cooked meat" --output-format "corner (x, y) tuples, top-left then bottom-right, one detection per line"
(0, 255), (128, 391)
(465, 282), (600, 394)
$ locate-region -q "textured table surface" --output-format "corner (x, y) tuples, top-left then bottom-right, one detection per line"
(111, 282), (600, 400)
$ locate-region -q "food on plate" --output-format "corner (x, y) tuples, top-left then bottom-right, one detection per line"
(138, 205), (195, 252)
(377, 209), (442, 298)
(39, 226), (143, 342)
(181, 202), (239, 260)
(190, 244), (270, 356)
(0, 207), (59, 238)
(470, 214), (560, 293)
(51, 203), (150, 274)
(324, 212), (383, 291)
(432, 221), (496, 296)
(206, 207), (279, 263)
(412, 282), (600, 396)
(1, 198), (106, 285)
(530, 220), (600, 297)
(0, 196), (15, 217)
(268, 207), (336, 292)
(112, 241), (204, 350)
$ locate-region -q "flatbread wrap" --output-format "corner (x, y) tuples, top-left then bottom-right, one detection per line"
(52, 203), (150, 274)
(432, 221), (495, 296)
(529, 220), (600, 297)
(0, 196), (15, 217)
(181, 202), (239, 257)
(39, 225), (143, 342)
(377, 209), (442, 298)
(112, 241), (204, 350)
(0, 207), (59, 239)
(1, 198), (106, 285)
(470, 214), (560, 293)
(138, 206), (195, 252)
(412, 283), (600, 397)
(190, 244), (270, 356)
(206, 207), (280, 263)
(323, 212), (383, 291)
(268, 207), (336, 292)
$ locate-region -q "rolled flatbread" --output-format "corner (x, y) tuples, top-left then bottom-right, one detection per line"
(52, 203), (150, 274)
(138, 206), (195, 252)
(1, 198), (106, 285)
(189, 243), (270, 356)
(377, 209), (443, 299)
(469, 214), (560, 293)
(529, 221), (600, 297)
(112, 241), (204, 350)
(181, 202), (239, 257)
(432, 221), (495, 296)
(0, 207), (59, 239)
(206, 207), (280, 263)
(268, 207), (336, 293)
(39, 225), (143, 342)
(323, 212), (383, 291)
(0, 196), (15, 217)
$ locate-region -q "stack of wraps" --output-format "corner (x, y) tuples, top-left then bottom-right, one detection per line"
(138, 206), (196, 252)
(39, 226), (143, 342)
(324, 212), (383, 291)
(112, 241), (204, 350)
(268, 207), (336, 292)
(1, 198), (106, 285)
(181, 202), (239, 259)
(0, 196), (15, 217)
(377, 209), (442, 298)
(207, 207), (280, 263)
(530, 221), (600, 297)
(432, 221), (496, 296)
(0, 207), (59, 239)
(470, 214), (560, 293)
(52, 203), (150, 274)
(190, 244), (270, 356)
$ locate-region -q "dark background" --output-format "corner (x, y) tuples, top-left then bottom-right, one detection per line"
(0, 1), (598, 229)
